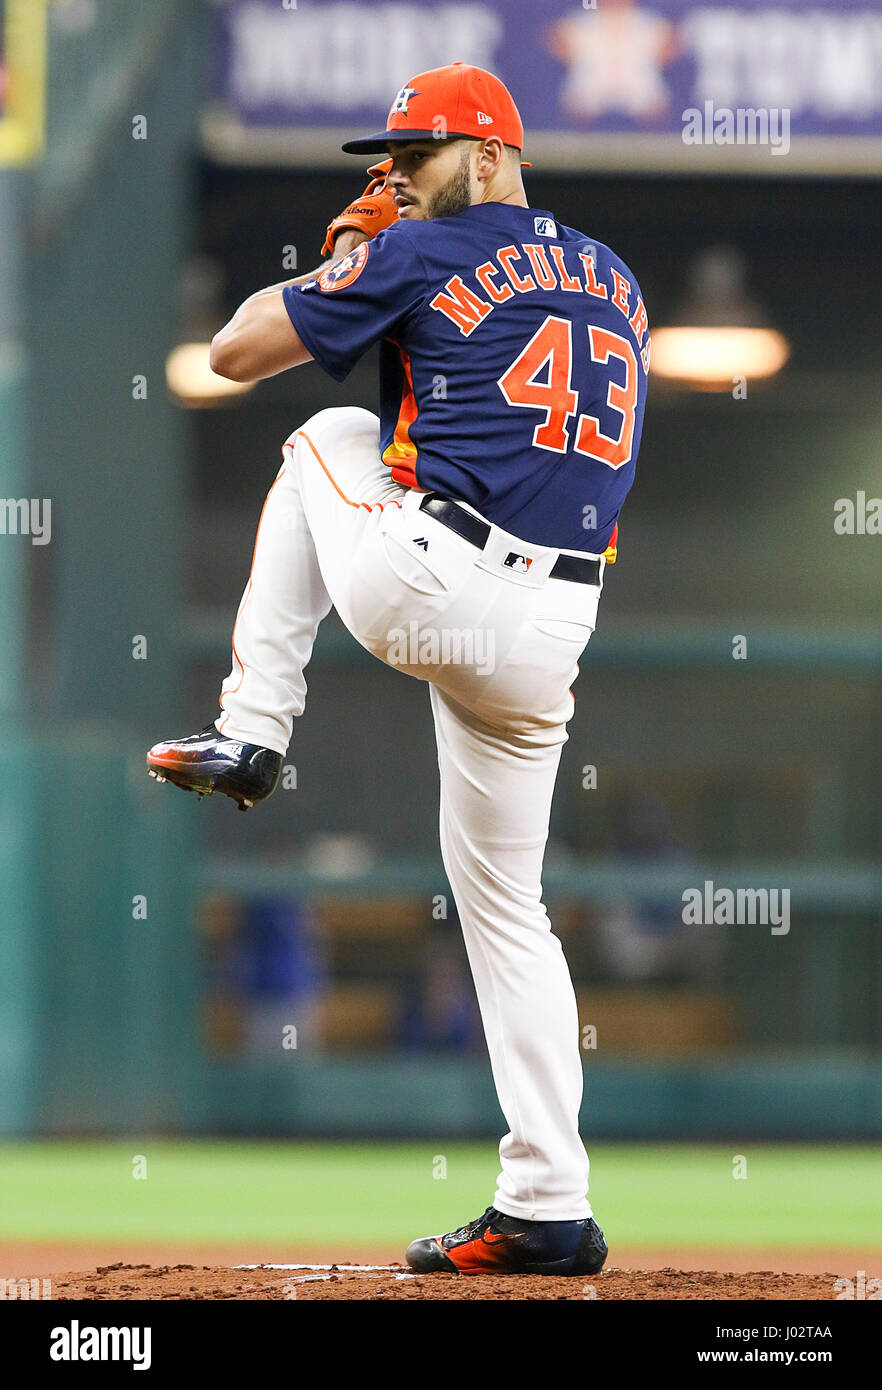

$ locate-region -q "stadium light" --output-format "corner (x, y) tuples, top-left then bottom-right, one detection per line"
(165, 342), (255, 408)
(650, 247), (790, 392)
(165, 257), (255, 407)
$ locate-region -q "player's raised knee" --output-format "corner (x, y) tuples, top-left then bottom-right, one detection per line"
(283, 407), (379, 462)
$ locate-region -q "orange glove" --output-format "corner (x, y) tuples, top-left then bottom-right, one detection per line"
(321, 158), (398, 257)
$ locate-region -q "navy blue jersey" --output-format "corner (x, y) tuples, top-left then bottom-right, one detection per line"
(283, 202), (649, 555)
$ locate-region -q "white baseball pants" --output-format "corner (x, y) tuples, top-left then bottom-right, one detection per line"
(217, 406), (605, 1221)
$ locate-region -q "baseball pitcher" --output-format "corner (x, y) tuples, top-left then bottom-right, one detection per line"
(148, 63), (649, 1277)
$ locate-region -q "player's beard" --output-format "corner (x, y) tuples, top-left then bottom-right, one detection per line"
(425, 144), (473, 220)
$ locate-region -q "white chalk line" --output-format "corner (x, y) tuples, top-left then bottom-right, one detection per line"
(236, 1263), (403, 1271)
(235, 1263), (418, 1281)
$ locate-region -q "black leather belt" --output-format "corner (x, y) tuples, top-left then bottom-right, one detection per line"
(418, 494), (602, 586)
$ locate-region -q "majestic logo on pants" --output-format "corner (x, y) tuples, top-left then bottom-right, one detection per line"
(504, 552), (533, 572)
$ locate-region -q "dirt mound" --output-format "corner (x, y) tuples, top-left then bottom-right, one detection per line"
(48, 1262), (838, 1300)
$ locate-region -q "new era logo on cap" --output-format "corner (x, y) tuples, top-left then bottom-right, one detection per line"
(477, 110), (494, 124)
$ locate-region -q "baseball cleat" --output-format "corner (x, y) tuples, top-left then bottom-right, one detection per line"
(405, 1205), (608, 1276)
(146, 724), (282, 812)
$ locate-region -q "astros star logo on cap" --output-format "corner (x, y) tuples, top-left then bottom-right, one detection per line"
(390, 85), (421, 116)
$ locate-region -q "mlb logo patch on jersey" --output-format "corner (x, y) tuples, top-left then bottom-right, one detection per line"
(504, 552), (533, 573)
(534, 216), (557, 238)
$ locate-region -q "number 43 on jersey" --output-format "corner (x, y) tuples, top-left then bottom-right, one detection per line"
(499, 315), (648, 470)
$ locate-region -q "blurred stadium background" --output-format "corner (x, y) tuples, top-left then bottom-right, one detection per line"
(0, 0), (880, 1271)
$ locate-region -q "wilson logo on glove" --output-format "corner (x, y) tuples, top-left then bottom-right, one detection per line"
(321, 157), (397, 257)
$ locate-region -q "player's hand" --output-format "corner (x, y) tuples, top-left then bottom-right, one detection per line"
(321, 158), (398, 257)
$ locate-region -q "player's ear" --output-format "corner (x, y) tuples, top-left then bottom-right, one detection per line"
(475, 137), (504, 177)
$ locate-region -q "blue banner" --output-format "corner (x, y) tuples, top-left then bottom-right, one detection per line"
(207, 0), (882, 167)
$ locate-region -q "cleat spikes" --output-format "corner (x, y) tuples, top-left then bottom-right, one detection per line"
(145, 723), (282, 810)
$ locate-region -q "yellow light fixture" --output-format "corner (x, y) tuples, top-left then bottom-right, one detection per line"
(651, 326), (790, 389)
(651, 247), (790, 392)
(165, 343), (254, 408)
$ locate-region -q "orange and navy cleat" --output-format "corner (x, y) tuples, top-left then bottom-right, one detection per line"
(146, 724), (282, 813)
(405, 1206), (608, 1276)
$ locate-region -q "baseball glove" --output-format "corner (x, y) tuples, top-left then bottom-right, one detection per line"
(321, 158), (398, 257)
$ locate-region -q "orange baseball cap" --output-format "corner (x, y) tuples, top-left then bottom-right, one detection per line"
(341, 61), (525, 155)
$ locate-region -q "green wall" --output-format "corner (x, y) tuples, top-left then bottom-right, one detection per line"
(0, 6), (202, 1134)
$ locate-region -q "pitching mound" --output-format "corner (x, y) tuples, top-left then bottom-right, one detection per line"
(49, 1262), (837, 1300)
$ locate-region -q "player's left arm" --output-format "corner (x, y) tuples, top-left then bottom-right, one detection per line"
(209, 228), (368, 383)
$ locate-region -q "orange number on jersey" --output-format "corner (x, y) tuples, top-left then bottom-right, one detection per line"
(574, 327), (638, 471)
(498, 317), (639, 470)
(497, 315), (578, 453)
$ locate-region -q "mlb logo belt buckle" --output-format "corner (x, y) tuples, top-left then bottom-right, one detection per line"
(418, 494), (601, 586)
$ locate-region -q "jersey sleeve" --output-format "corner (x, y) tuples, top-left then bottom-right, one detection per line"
(283, 225), (428, 382)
